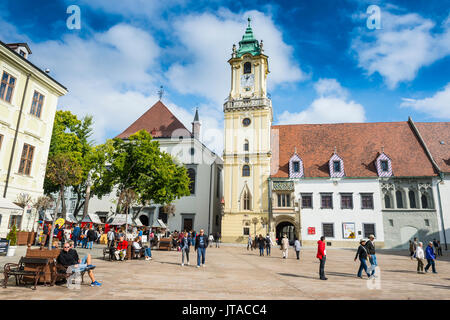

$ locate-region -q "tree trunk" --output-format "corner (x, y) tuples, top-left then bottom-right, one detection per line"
(81, 182), (91, 222)
(125, 204), (129, 237)
(49, 187), (63, 250)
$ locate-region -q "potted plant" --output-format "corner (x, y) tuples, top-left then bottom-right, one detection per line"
(6, 224), (18, 256)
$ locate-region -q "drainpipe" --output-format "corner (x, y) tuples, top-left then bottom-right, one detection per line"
(207, 159), (214, 235)
(436, 173), (447, 250)
(3, 73), (31, 198)
(268, 177), (272, 235)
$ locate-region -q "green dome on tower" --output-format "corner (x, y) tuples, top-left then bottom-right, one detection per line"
(236, 17), (261, 58)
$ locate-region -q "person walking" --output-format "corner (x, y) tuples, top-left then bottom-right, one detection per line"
(215, 232), (220, 248)
(281, 234), (289, 259)
(425, 241), (437, 273)
(257, 235), (265, 256)
(432, 239), (439, 257)
(195, 229), (209, 268)
(265, 234), (273, 256)
(208, 234), (214, 248)
(294, 237), (301, 260)
(355, 239), (371, 279)
(86, 226), (96, 250)
(365, 234), (377, 277)
(247, 234), (253, 251)
(181, 231), (191, 266)
(415, 242), (425, 273)
(107, 228), (116, 248)
(317, 236), (327, 280)
(72, 223), (81, 248)
(409, 240), (415, 259)
(437, 241), (443, 256)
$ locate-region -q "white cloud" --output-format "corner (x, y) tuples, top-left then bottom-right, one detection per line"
(278, 78), (366, 124)
(400, 83), (450, 118)
(167, 9), (306, 104)
(351, 11), (450, 88)
(20, 24), (163, 144)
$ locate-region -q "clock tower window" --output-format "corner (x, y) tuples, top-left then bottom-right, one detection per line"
(244, 62), (252, 74)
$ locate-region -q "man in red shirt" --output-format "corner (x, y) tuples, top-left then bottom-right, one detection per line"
(114, 236), (128, 261)
(317, 236), (327, 280)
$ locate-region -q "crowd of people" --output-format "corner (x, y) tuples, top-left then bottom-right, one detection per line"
(409, 237), (441, 274)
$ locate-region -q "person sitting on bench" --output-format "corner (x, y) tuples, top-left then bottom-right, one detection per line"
(115, 236), (128, 261)
(57, 241), (102, 287)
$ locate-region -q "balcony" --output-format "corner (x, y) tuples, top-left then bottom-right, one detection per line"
(223, 98), (272, 112)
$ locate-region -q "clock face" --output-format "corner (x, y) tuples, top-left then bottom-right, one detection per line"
(240, 74), (254, 88)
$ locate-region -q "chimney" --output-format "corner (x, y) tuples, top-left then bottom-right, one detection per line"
(192, 108), (201, 140)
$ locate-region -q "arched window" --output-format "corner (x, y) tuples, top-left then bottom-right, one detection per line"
(244, 62), (251, 74)
(244, 140), (249, 152)
(243, 189), (251, 210)
(408, 190), (416, 208)
(421, 194), (429, 209)
(242, 165), (250, 177)
(384, 194), (391, 208)
(396, 190), (404, 208)
(187, 168), (196, 194)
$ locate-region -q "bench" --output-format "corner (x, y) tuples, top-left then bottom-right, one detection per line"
(25, 246), (60, 283)
(3, 257), (50, 290)
(52, 263), (96, 286)
(159, 237), (172, 251)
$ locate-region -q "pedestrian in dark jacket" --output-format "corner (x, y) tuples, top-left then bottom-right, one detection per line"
(365, 235), (377, 277)
(425, 242), (437, 273)
(87, 226), (96, 250)
(257, 235), (265, 256)
(180, 231), (191, 266)
(195, 229), (209, 267)
(355, 239), (371, 279)
(72, 224), (81, 248)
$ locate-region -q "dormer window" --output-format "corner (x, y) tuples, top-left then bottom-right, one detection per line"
(375, 153), (393, 177)
(244, 62), (251, 74)
(289, 153), (304, 178)
(333, 161), (341, 172)
(329, 153), (344, 178)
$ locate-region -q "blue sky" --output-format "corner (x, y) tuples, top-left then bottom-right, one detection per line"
(1, 0), (449, 153)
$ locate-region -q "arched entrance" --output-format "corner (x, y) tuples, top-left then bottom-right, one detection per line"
(276, 221), (296, 246)
(139, 215), (149, 227)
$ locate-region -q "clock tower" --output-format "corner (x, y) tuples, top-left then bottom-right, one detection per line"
(222, 18), (272, 243)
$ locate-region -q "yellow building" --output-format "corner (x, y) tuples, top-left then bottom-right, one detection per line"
(0, 41), (67, 237)
(221, 19), (272, 243)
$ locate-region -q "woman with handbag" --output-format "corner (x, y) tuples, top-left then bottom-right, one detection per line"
(354, 239), (372, 279)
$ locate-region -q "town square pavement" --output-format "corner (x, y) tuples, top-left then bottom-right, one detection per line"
(0, 244), (449, 300)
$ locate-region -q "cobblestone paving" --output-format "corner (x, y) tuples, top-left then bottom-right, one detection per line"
(0, 244), (448, 300)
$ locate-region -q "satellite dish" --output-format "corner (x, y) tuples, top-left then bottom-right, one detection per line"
(45, 68), (50, 73)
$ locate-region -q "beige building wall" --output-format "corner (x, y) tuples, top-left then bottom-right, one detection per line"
(0, 43), (67, 237)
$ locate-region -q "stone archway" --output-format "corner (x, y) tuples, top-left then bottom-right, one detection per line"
(273, 215), (300, 246)
(139, 215), (149, 227)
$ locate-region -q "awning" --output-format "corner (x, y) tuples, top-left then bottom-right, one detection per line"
(66, 213), (78, 223)
(81, 213), (103, 224)
(152, 219), (168, 229)
(0, 198), (23, 215)
(108, 214), (142, 226)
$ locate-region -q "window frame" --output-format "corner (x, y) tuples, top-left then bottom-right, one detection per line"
(340, 193), (353, 209)
(293, 161), (300, 173)
(300, 193), (313, 209)
(322, 223), (335, 238)
(320, 193), (333, 209)
(30, 90), (45, 118)
(187, 168), (196, 195)
(333, 161), (341, 172)
(362, 223), (376, 239)
(276, 193), (291, 208)
(242, 165), (250, 177)
(243, 227), (250, 236)
(380, 160), (389, 172)
(360, 193), (374, 210)
(396, 190), (404, 208)
(0, 71), (17, 103)
(18, 143), (35, 176)
(243, 62), (252, 74)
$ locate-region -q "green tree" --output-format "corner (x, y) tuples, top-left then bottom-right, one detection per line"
(106, 130), (190, 230)
(45, 153), (82, 249)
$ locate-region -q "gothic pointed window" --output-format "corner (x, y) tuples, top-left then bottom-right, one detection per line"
(396, 190), (404, 208)
(242, 165), (250, 177)
(384, 194), (391, 209)
(243, 189), (251, 210)
(421, 193), (429, 209)
(244, 62), (251, 74)
(408, 190), (417, 208)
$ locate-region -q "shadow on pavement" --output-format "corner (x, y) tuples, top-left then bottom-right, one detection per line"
(278, 273), (317, 280)
(413, 283), (450, 290)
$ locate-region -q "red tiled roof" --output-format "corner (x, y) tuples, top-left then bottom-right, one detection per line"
(271, 122), (437, 178)
(116, 101), (191, 139)
(415, 122), (450, 173)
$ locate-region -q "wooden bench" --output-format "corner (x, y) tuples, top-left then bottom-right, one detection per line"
(3, 257), (50, 290)
(25, 246), (60, 284)
(52, 263), (96, 285)
(159, 237), (172, 251)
